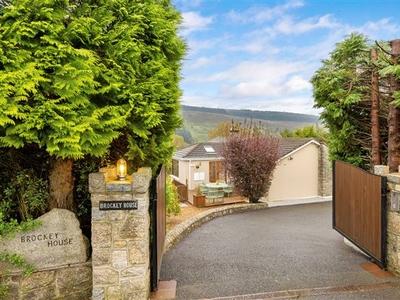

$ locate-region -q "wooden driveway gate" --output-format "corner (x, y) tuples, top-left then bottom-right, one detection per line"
(333, 160), (387, 268)
(150, 165), (166, 291)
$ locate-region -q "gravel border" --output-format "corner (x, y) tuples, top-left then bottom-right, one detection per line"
(164, 202), (269, 252)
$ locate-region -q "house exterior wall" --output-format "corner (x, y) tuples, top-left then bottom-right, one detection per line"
(174, 160), (212, 190)
(176, 160), (189, 186)
(173, 140), (330, 201)
(191, 161), (209, 190)
(266, 143), (319, 201)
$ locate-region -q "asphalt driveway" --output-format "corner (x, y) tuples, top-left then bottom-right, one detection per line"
(160, 202), (400, 299)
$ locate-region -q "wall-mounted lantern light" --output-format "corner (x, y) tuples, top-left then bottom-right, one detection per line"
(117, 158), (127, 180)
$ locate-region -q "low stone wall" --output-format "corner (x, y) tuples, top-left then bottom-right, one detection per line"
(2, 262), (92, 300)
(0, 208), (91, 300)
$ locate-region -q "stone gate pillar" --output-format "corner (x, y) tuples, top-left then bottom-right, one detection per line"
(318, 143), (332, 197)
(89, 167), (152, 300)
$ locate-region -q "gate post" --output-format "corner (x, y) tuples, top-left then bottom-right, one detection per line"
(375, 165), (400, 275)
(89, 167), (152, 300)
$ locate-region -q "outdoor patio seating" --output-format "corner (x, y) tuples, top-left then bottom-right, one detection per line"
(200, 185), (209, 194)
(223, 186), (233, 197)
(205, 190), (225, 204)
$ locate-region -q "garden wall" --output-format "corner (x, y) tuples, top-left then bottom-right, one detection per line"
(0, 209), (91, 299)
(1, 167), (153, 300)
(2, 263), (92, 300)
(377, 165), (400, 275)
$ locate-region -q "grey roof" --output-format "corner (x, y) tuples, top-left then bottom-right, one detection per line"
(174, 137), (319, 161)
(173, 142), (224, 160)
(278, 138), (317, 158)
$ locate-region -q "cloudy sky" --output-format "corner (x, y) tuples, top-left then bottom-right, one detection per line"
(173, 0), (400, 116)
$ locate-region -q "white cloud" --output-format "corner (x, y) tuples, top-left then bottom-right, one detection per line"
(206, 60), (312, 100)
(175, 0), (400, 116)
(225, 0), (305, 24)
(185, 38), (218, 54)
(209, 60), (308, 83)
(359, 18), (400, 40)
(218, 77), (311, 99)
(174, 0), (203, 10)
(189, 55), (223, 70)
(276, 14), (340, 34)
(228, 42), (265, 54)
(181, 11), (213, 35)
(285, 76), (312, 92)
(248, 96), (321, 115)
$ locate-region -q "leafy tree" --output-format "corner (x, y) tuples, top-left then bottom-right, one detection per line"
(208, 120), (252, 140)
(172, 134), (187, 149)
(208, 121), (232, 139)
(166, 177), (180, 216)
(0, 0), (186, 211)
(175, 128), (193, 144)
(222, 121), (279, 203)
(311, 33), (391, 170)
(280, 124), (329, 142)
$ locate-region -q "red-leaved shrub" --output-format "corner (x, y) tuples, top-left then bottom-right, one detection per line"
(222, 122), (280, 203)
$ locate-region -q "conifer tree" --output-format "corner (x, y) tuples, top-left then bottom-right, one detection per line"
(311, 33), (400, 171)
(311, 33), (386, 170)
(0, 0), (186, 211)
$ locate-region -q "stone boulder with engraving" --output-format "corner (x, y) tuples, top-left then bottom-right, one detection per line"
(0, 208), (90, 273)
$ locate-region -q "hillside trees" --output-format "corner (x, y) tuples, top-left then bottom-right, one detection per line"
(280, 124), (328, 142)
(222, 122), (279, 203)
(208, 121), (232, 139)
(311, 33), (399, 170)
(0, 0), (186, 212)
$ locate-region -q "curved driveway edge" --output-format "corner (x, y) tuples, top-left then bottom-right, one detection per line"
(161, 202), (400, 300)
(164, 202), (268, 252)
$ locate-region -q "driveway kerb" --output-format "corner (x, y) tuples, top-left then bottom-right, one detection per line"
(164, 202), (268, 252)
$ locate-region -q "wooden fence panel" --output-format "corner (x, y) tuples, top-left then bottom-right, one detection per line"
(172, 179), (188, 202)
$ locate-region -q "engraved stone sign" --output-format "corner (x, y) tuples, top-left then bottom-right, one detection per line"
(0, 208), (90, 272)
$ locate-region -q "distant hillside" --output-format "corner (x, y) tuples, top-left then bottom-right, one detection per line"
(181, 105), (319, 123)
(178, 105), (321, 143)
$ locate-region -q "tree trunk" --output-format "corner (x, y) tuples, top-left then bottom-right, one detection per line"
(371, 47), (381, 168)
(48, 156), (75, 211)
(388, 39), (400, 172)
(249, 198), (259, 203)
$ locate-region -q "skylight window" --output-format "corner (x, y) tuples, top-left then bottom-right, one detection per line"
(204, 146), (215, 153)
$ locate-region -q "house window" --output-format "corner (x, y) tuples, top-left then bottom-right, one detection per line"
(172, 159), (179, 177)
(194, 172), (205, 181)
(204, 146), (215, 153)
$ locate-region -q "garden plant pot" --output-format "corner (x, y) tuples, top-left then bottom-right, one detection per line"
(193, 195), (205, 208)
